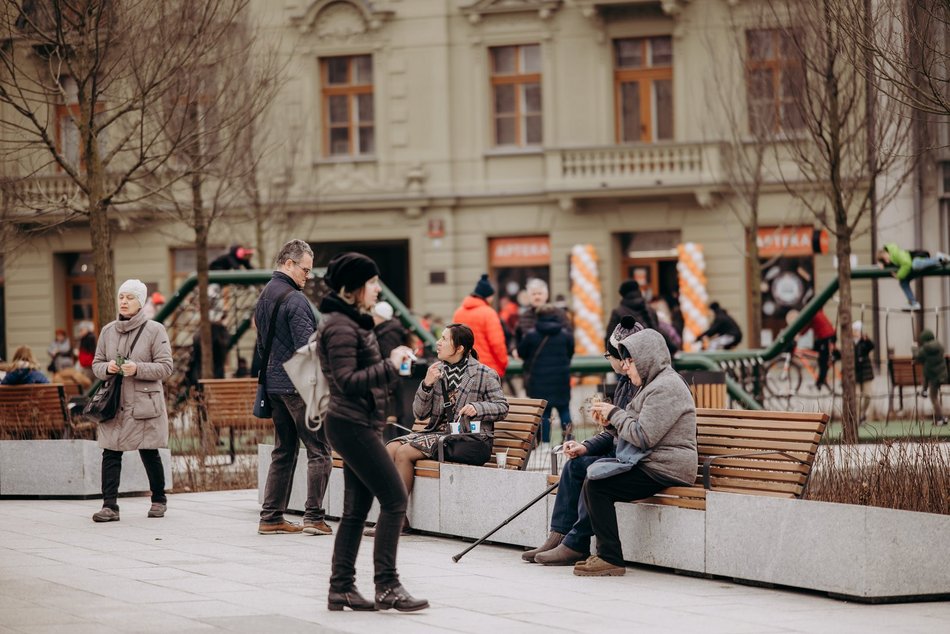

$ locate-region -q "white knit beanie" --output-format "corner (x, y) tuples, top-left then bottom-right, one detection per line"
(118, 279), (147, 307)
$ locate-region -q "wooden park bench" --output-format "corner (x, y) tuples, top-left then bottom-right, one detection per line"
(198, 378), (272, 462)
(548, 408), (829, 511)
(0, 384), (72, 438)
(330, 397), (547, 477)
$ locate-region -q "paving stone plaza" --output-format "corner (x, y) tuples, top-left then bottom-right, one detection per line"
(1, 490), (948, 633)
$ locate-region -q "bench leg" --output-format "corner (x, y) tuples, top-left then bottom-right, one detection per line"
(230, 427), (236, 464)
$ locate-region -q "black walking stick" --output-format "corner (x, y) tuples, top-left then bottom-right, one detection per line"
(452, 481), (559, 563)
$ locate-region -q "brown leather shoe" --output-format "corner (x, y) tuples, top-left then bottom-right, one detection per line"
(535, 543), (588, 566)
(573, 555), (626, 576)
(258, 519), (303, 534)
(522, 531), (564, 562)
(303, 520), (332, 535)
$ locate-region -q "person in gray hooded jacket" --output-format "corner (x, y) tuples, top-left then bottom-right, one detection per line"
(575, 328), (697, 576)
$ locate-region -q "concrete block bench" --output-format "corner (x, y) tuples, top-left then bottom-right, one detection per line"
(0, 440), (172, 498)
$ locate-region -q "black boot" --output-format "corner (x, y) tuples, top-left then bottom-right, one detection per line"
(375, 584), (429, 612)
(328, 588), (377, 611)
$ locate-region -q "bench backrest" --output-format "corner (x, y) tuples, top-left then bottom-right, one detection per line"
(198, 378), (272, 428)
(0, 384), (69, 435)
(888, 356), (923, 386)
(694, 407), (829, 498)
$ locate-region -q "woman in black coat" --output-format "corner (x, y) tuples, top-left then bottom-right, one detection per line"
(518, 304), (575, 442)
(316, 252), (428, 612)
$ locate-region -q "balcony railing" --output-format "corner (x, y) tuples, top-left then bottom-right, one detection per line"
(1, 173), (125, 211)
(545, 142), (723, 194)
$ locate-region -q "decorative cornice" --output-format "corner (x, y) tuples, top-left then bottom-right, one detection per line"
(290, 0), (394, 33)
(459, 0), (562, 24)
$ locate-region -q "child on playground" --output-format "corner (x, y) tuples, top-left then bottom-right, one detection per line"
(876, 244), (950, 310)
(914, 329), (948, 426)
(852, 321), (875, 423)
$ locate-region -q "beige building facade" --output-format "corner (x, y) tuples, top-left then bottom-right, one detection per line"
(4, 0), (943, 363)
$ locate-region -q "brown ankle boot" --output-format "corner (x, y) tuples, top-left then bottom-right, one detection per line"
(521, 531), (564, 562)
(535, 543), (588, 566)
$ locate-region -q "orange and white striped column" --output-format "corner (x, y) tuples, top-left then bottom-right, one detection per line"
(570, 244), (605, 355)
(677, 242), (709, 352)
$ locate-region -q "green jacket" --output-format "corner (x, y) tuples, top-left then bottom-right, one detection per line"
(915, 329), (948, 385)
(884, 243), (913, 280)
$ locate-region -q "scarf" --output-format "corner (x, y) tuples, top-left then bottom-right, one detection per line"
(439, 356), (469, 425)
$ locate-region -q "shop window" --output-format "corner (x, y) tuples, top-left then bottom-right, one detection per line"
(490, 44), (542, 147)
(56, 76), (107, 170)
(614, 36), (673, 143)
(320, 54), (375, 157)
(62, 253), (97, 340)
(746, 28), (804, 136)
(489, 236), (551, 306)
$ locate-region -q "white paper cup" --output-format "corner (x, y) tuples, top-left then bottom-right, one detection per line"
(449, 422), (461, 434)
(469, 420), (481, 433)
(496, 451), (507, 469)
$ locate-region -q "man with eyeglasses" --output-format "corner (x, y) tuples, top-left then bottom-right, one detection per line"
(254, 239), (333, 536)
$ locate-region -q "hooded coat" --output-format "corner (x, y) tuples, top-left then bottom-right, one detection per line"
(452, 295), (509, 376)
(92, 308), (174, 451)
(517, 311), (574, 402)
(604, 329), (697, 486)
(915, 329), (948, 385)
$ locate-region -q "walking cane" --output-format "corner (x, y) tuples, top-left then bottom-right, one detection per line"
(452, 481), (559, 563)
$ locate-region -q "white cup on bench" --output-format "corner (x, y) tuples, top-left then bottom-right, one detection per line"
(470, 420), (481, 433)
(449, 422), (461, 434)
(496, 450), (508, 469)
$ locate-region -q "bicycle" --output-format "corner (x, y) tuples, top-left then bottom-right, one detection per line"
(764, 347), (841, 405)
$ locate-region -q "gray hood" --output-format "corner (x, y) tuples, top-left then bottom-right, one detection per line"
(618, 329), (670, 386)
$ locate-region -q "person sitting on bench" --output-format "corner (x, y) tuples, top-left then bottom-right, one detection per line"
(575, 328), (697, 577)
(366, 323), (509, 536)
(521, 316), (642, 566)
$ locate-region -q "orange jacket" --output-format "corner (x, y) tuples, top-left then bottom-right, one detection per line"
(452, 295), (509, 377)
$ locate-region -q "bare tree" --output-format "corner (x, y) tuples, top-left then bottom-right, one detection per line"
(766, 0), (916, 442)
(152, 16), (281, 380)
(0, 0), (250, 324)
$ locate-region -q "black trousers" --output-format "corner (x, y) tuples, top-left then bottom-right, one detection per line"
(815, 337), (834, 388)
(101, 448), (166, 511)
(324, 416), (408, 592)
(582, 466), (665, 566)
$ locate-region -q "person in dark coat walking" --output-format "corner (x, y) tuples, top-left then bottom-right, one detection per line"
(604, 280), (662, 351)
(852, 321), (875, 423)
(699, 302), (743, 350)
(255, 239), (332, 536)
(915, 329), (948, 426)
(518, 304), (575, 443)
(516, 278), (570, 349)
(317, 252), (427, 612)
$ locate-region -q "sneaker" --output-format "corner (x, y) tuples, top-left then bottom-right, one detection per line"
(521, 531), (564, 563)
(936, 418), (948, 427)
(535, 543), (588, 566)
(258, 519), (303, 534)
(937, 251), (950, 264)
(147, 503), (166, 518)
(303, 520), (333, 535)
(92, 507), (120, 523)
(573, 555), (626, 577)
(909, 302), (922, 311)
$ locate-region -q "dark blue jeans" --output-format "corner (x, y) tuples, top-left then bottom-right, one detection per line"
(539, 400), (572, 442)
(549, 455), (601, 554)
(325, 417), (408, 592)
(260, 393), (332, 523)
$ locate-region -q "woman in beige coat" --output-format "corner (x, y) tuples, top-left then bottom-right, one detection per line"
(91, 279), (174, 523)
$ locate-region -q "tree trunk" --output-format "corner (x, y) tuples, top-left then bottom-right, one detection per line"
(835, 223), (858, 444)
(194, 171), (213, 381)
(745, 218), (763, 349)
(90, 198), (116, 326)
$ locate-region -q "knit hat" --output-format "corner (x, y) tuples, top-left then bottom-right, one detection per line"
(117, 279), (147, 307)
(606, 315), (644, 358)
(618, 280), (640, 297)
(373, 301), (394, 321)
(324, 252), (380, 293)
(473, 274), (495, 299)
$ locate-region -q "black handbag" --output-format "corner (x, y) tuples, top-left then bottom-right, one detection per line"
(253, 287), (295, 419)
(83, 324), (145, 423)
(441, 432), (493, 465)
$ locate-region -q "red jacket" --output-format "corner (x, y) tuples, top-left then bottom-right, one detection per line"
(453, 296), (509, 377)
(810, 312), (836, 341)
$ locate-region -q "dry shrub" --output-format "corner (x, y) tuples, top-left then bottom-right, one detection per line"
(806, 436), (950, 515)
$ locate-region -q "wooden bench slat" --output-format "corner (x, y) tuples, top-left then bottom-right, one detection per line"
(698, 427), (823, 443)
(707, 477), (802, 495)
(698, 436), (819, 453)
(696, 408), (830, 423)
(695, 457), (811, 473)
(698, 418), (828, 432)
(705, 467), (807, 484)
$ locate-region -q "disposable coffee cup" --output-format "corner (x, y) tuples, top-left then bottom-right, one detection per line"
(496, 451), (507, 469)
(469, 420), (481, 433)
(449, 422), (461, 434)
(399, 358), (412, 376)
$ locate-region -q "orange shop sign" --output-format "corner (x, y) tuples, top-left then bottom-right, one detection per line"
(757, 226), (829, 258)
(489, 236), (551, 267)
